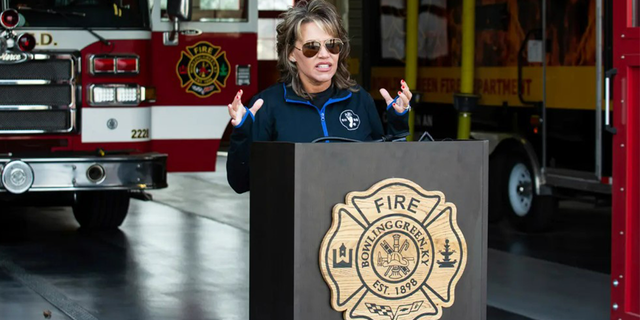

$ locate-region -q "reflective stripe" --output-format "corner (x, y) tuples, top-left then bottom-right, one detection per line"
(82, 107), (151, 143)
(151, 106), (229, 139)
(81, 106), (229, 142)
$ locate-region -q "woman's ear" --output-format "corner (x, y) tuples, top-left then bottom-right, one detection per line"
(289, 51), (296, 63)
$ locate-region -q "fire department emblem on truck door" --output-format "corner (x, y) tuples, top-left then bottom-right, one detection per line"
(176, 41), (230, 98)
(319, 178), (467, 320)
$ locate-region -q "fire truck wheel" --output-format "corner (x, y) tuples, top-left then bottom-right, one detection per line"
(72, 191), (130, 230)
(496, 154), (555, 232)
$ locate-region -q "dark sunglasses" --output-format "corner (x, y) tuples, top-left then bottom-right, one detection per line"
(295, 38), (344, 58)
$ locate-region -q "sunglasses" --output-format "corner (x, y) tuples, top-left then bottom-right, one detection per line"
(295, 38), (344, 58)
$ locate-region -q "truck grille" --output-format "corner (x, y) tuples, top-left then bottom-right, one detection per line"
(0, 111), (70, 131)
(0, 85), (72, 105)
(0, 60), (72, 81)
(0, 54), (76, 134)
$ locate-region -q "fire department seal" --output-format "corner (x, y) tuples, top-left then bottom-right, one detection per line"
(176, 41), (230, 98)
(319, 178), (467, 320)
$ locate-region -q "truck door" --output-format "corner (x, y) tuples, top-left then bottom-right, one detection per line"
(537, 0), (612, 194)
(611, 1), (640, 319)
(149, 0), (258, 172)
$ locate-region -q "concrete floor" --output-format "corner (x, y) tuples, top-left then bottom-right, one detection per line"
(0, 156), (611, 320)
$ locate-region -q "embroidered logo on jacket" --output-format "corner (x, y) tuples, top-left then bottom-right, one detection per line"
(340, 109), (361, 131)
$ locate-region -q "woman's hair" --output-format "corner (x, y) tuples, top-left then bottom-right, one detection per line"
(276, 0), (357, 99)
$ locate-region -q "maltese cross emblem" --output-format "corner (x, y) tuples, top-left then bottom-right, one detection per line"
(176, 41), (230, 98)
(319, 178), (467, 320)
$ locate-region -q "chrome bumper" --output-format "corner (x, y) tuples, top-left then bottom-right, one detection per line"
(0, 153), (167, 194)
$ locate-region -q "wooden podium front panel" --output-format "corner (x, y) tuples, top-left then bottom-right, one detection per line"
(250, 141), (488, 320)
(250, 142), (296, 320)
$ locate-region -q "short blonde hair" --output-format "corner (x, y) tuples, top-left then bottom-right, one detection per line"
(276, 0), (357, 99)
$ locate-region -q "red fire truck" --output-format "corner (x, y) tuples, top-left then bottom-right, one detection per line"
(364, 0), (613, 231)
(0, 0), (257, 229)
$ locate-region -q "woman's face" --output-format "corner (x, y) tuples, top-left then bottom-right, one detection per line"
(290, 22), (339, 93)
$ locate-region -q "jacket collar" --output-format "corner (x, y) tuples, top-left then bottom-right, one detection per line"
(282, 83), (352, 105)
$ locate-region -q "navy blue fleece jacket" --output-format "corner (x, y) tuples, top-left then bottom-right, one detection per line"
(227, 82), (409, 193)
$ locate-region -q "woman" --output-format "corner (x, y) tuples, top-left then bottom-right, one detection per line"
(227, 0), (413, 193)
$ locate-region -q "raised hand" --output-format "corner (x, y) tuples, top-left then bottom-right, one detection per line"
(227, 89), (264, 127)
(379, 79), (413, 114)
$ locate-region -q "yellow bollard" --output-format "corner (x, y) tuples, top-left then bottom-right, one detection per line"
(455, 0), (478, 140)
(405, 0), (419, 141)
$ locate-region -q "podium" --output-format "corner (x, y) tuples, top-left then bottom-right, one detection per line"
(250, 141), (487, 320)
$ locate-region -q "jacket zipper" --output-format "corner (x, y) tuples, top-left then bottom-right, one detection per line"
(283, 84), (352, 138)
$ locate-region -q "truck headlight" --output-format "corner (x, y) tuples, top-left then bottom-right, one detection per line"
(117, 87), (138, 103)
(89, 84), (146, 106)
(92, 86), (116, 104)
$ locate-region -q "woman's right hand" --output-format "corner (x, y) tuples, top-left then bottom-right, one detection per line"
(228, 89), (264, 127)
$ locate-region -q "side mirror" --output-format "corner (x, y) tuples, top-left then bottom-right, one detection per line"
(167, 0), (191, 21)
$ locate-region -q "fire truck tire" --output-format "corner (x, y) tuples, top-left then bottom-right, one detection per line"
(73, 191), (130, 230)
(496, 153), (555, 232)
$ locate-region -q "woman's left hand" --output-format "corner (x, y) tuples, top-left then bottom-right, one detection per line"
(379, 79), (413, 114)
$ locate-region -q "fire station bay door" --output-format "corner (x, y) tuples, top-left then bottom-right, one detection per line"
(148, 0), (258, 172)
(611, 1), (640, 319)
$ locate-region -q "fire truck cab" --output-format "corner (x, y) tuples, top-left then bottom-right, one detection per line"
(0, 0), (257, 229)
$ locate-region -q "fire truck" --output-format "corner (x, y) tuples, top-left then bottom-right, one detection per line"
(360, 0), (614, 232)
(0, 0), (258, 229)
(357, 1), (636, 317)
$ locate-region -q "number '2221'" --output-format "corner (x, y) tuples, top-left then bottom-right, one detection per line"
(131, 129), (149, 139)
